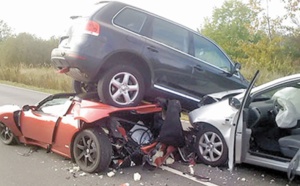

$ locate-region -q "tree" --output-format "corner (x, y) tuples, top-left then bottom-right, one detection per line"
(0, 20), (13, 42)
(0, 33), (58, 67)
(201, 0), (259, 61)
(200, 0), (295, 76)
(281, 0), (300, 62)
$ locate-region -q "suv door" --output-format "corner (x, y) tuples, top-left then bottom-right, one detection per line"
(190, 34), (247, 95)
(142, 17), (198, 102)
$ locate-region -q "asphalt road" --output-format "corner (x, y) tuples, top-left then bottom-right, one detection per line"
(0, 83), (300, 186)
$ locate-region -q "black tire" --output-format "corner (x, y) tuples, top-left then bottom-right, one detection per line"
(195, 124), (228, 166)
(73, 128), (112, 173)
(97, 65), (145, 107)
(73, 80), (96, 93)
(0, 122), (16, 145)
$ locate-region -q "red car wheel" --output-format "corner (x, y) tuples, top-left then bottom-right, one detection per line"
(73, 128), (112, 173)
(0, 122), (16, 145)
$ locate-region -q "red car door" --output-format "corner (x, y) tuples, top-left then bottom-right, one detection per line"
(20, 96), (72, 144)
(20, 110), (58, 144)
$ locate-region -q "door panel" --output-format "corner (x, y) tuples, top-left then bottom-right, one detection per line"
(20, 110), (58, 144)
(142, 17), (195, 99)
(228, 71), (260, 170)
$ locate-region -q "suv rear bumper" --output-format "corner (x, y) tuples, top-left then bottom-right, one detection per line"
(51, 48), (100, 83)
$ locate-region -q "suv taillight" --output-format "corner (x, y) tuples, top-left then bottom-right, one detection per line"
(85, 20), (100, 36)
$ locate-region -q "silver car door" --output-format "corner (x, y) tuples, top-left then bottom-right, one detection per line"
(228, 70), (260, 171)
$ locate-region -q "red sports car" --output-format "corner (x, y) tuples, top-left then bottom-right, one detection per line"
(0, 93), (164, 173)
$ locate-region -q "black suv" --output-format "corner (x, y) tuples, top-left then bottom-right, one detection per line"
(51, 1), (248, 110)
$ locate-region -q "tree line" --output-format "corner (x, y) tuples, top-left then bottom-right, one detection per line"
(201, 0), (300, 78)
(0, 0), (299, 83)
(0, 21), (58, 68)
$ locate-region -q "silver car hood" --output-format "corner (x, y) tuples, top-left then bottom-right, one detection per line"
(204, 89), (245, 100)
(189, 99), (238, 126)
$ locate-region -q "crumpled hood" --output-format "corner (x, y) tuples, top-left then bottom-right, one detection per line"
(189, 99), (238, 125)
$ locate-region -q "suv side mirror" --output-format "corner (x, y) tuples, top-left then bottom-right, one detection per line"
(234, 62), (241, 72)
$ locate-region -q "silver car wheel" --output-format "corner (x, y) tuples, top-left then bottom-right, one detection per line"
(198, 131), (224, 162)
(109, 72), (139, 105)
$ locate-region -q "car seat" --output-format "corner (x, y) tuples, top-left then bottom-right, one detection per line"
(274, 87), (300, 158)
(279, 134), (300, 158)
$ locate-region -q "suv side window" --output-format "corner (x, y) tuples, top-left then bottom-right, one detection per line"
(113, 8), (147, 33)
(193, 34), (232, 72)
(151, 18), (189, 53)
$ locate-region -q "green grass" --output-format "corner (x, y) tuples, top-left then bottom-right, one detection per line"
(0, 64), (72, 93)
(1, 63), (297, 93)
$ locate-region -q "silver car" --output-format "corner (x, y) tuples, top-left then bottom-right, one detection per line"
(189, 71), (300, 180)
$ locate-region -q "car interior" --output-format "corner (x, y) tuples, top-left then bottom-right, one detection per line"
(246, 84), (300, 161)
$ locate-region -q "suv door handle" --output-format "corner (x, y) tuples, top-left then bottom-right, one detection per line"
(194, 65), (203, 71)
(147, 46), (158, 53)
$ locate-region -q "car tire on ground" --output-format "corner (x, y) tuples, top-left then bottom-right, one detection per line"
(0, 122), (16, 145)
(97, 65), (145, 107)
(195, 124), (228, 166)
(73, 128), (112, 173)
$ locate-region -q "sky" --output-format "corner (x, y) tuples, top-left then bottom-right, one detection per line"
(0, 0), (285, 39)
(0, 0), (228, 39)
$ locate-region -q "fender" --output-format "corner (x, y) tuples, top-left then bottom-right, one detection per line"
(0, 105), (23, 136)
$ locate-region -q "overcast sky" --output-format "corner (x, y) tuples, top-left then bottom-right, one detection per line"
(0, 0), (232, 39)
(0, 0), (284, 39)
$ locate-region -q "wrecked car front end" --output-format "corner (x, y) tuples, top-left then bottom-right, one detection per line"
(189, 98), (239, 152)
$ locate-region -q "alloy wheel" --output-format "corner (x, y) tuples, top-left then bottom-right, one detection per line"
(109, 72), (139, 105)
(0, 123), (15, 145)
(198, 131), (224, 162)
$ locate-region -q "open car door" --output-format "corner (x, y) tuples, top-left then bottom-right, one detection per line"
(228, 70), (260, 171)
(20, 94), (74, 144)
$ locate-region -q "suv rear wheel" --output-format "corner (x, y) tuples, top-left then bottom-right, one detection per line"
(97, 65), (145, 107)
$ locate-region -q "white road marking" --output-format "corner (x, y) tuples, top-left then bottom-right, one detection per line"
(160, 165), (220, 186)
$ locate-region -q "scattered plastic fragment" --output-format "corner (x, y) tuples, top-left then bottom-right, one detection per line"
(73, 166), (80, 172)
(189, 165), (194, 175)
(134, 172), (141, 181)
(79, 172), (87, 177)
(107, 171), (115, 177)
(165, 157), (174, 165)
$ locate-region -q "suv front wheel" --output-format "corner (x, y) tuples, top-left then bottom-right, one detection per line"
(97, 65), (145, 107)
